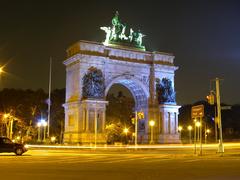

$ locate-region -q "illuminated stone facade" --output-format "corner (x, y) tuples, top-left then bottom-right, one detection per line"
(63, 40), (180, 144)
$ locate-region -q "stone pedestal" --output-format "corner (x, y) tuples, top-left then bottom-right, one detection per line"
(158, 104), (181, 143)
(64, 99), (108, 144)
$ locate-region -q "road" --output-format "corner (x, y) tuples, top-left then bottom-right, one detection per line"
(1, 143), (240, 180)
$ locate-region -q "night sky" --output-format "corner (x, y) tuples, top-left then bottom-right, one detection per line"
(0, 0), (239, 105)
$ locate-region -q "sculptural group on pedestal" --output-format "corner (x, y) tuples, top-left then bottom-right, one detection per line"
(100, 11), (146, 50)
(82, 67), (105, 99)
(156, 78), (176, 104)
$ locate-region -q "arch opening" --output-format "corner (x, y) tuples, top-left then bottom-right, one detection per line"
(105, 78), (149, 144)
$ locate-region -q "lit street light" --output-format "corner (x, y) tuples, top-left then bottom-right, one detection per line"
(51, 136), (56, 143)
(194, 120), (201, 154)
(37, 119), (47, 142)
(178, 126), (183, 142)
(123, 128), (129, 135)
(149, 120), (155, 144)
(205, 129), (211, 144)
(37, 122), (41, 142)
(123, 128), (129, 144)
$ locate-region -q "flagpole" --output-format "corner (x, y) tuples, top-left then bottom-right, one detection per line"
(47, 57), (52, 138)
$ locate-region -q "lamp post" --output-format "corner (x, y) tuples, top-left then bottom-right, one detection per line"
(195, 121), (202, 155)
(149, 120), (155, 144)
(43, 120), (47, 142)
(37, 122), (41, 142)
(37, 119), (47, 142)
(123, 128), (129, 144)
(178, 126), (183, 143)
(205, 129), (210, 144)
(188, 125), (192, 144)
(194, 121), (201, 154)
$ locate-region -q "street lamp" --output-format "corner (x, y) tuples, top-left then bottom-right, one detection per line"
(187, 125), (193, 144)
(149, 120), (155, 144)
(123, 127), (129, 144)
(205, 129), (211, 144)
(37, 119), (47, 142)
(123, 128), (129, 135)
(37, 122), (41, 142)
(42, 120), (47, 142)
(51, 136), (56, 143)
(178, 126), (183, 143)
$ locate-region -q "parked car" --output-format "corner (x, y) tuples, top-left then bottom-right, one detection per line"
(0, 137), (28, 155)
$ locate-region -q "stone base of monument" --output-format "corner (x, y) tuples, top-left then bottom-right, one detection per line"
(158, 134), (181, 144)
(79, 133), (107, 145)
(63, 133), (106, 145)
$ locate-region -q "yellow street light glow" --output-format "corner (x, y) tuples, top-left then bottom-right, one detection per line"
(178, 126), (183, 131)
(16, 136), (20, 140)
(3, 113), (9, 118)
(37, 122), (41, 127)
(195, 121), (201, 127)
(206, 129), (211, 133)
(187, 125), (192, 131)
(149, 120), (155, 127)
(123, 128), (129, 134)
(43, 121), (47, 127)
(51, 136), (56, 142)
(0, 67), (3, 74)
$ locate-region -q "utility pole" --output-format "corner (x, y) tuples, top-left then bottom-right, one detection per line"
(214, 106), (218, 142)
(216, 78), (224, 154)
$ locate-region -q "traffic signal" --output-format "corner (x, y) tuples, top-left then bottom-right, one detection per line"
(206, 93), (215, 105)
(131, 117), (135, 124)
(137, 112), (144, 119)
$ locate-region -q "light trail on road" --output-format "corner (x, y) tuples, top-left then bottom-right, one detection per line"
(27, 142), (240, 150)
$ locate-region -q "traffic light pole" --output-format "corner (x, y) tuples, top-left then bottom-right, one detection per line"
(194, 121), (197, 154)
(135, 111), (138, 147)
(200, 117), (203, 156)
(216, 78), (224, 154)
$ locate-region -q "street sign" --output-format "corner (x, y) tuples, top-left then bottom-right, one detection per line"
(221, 106), (231, 110)
(191, 105), (204, 118)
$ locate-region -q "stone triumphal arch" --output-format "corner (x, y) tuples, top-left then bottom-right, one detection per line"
(63, 12), (180, 144)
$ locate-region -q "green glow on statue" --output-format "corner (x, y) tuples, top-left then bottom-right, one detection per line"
(100, 11), (146, 50)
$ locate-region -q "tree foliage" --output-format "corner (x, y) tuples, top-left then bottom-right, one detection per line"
(179, 100), (240, 142)
(0, 88), (65, 143)
(105, 91), (135, 143)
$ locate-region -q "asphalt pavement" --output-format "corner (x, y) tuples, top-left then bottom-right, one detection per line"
(1, 144), (240, 180)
